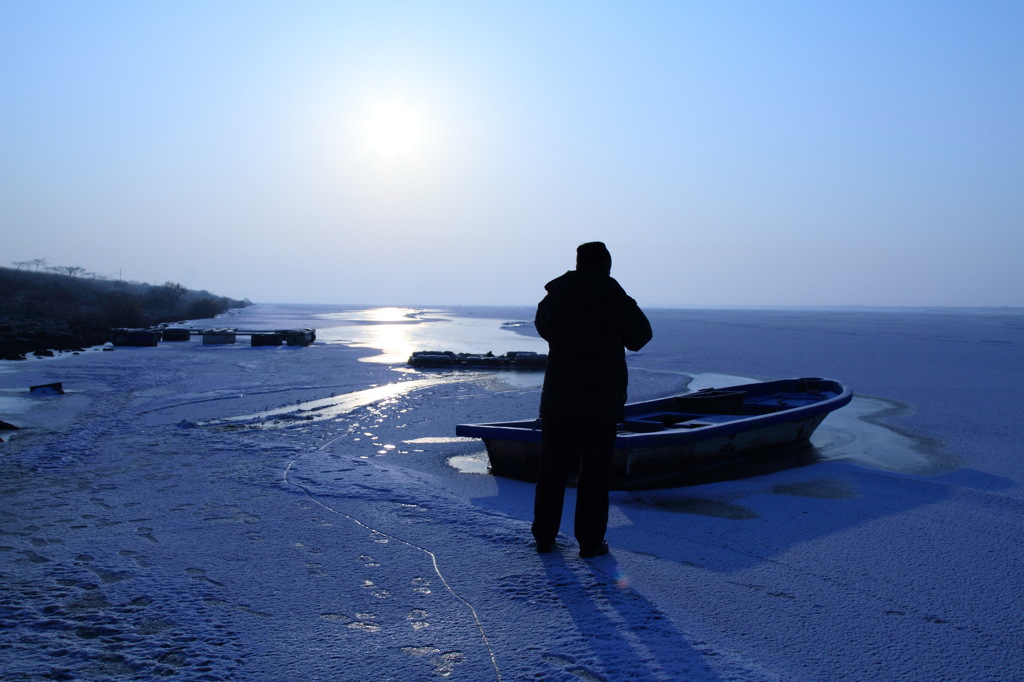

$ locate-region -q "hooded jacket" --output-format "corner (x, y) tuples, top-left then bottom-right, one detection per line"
(535, 269), (652, 423)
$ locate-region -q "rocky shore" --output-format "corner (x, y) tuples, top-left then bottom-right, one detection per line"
(0, 266), (252, 361)
(0, 315), (112, 361)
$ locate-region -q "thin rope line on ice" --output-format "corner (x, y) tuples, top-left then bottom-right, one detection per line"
(282, 437), (502, 682)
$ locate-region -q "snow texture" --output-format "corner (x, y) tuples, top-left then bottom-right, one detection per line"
(1, 304), (1022, 681)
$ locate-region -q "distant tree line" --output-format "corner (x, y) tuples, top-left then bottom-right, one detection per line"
(1, 261), (251, 329)
(11, 258), (92, 277)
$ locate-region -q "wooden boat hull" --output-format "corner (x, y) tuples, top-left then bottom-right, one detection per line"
(456, 377), (852, 490)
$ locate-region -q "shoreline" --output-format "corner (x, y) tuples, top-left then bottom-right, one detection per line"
(1, 303), (1023, 679)
(0, 314), (111, 361)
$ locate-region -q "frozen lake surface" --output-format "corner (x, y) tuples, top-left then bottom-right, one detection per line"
(1, 303), (1022, 680)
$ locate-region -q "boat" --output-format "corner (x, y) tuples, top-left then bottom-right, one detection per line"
(455, 377), (853, 490)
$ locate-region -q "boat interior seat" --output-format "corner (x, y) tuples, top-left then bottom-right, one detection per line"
(745, 394), (821, 411)
(671, 390), (748, 414)
(620, 412), (746, 432)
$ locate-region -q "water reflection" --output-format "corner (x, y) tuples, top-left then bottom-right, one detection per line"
(317, 307), (426, 323)
(206, 379), (440, 427)
(313, 307), (547, 365)
(207, 369), (540, 431)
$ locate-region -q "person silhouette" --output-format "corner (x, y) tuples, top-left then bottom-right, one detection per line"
(532, 242), (652, 557)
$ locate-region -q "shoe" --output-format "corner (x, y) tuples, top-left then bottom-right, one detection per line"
(536, 540), (555, 554)
(578, 541), (609, 558)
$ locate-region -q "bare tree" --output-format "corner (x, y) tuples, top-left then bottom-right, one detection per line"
(12, 259), (47, 271)
(46, 265), (87, 277)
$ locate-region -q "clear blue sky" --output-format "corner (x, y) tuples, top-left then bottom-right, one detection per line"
(3, 1), (1022, 307)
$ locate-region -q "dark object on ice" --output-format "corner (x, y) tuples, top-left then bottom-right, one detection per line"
(30, 382), (65, 395)
(202, 329), (237, 345)
(109, 326), (315, 347)
(251, 332), (284, 346)
(407, 350), (547, 370)
(409, 351), (455, 368)
(161, 328), (192, 341)
(284, 329), (316, 346)
(111, 329), (160, 346)
(456, 377), (853, 490)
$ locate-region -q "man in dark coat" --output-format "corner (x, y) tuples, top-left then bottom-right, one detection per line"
(532, 242), (652, 557)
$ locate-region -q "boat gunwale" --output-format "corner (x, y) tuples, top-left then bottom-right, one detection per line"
(455, 378), (853, 451)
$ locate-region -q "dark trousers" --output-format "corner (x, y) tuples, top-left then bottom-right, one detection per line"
(532, 418), (616, 550)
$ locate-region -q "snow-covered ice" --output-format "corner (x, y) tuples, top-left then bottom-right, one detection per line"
(2, 304), (1022, 680)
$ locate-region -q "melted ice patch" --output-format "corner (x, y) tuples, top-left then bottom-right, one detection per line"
(312, 307), (547, 365)
(206, 379), (440, 427)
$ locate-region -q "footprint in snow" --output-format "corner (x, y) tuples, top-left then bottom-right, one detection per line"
(185, 567), (224, 587)
(136, 526), (158, 543)
(406, 608), (429, 630)
(306, 562), (328, 578)
(348, 612), (380, 632)
(361, 579), (390, 599)
(320, 612), (351, 623)
(543, 652), (607, 681)
(400, 647), (466, 677)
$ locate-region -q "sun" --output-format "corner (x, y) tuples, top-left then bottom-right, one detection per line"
(358, 96), (431, 163)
